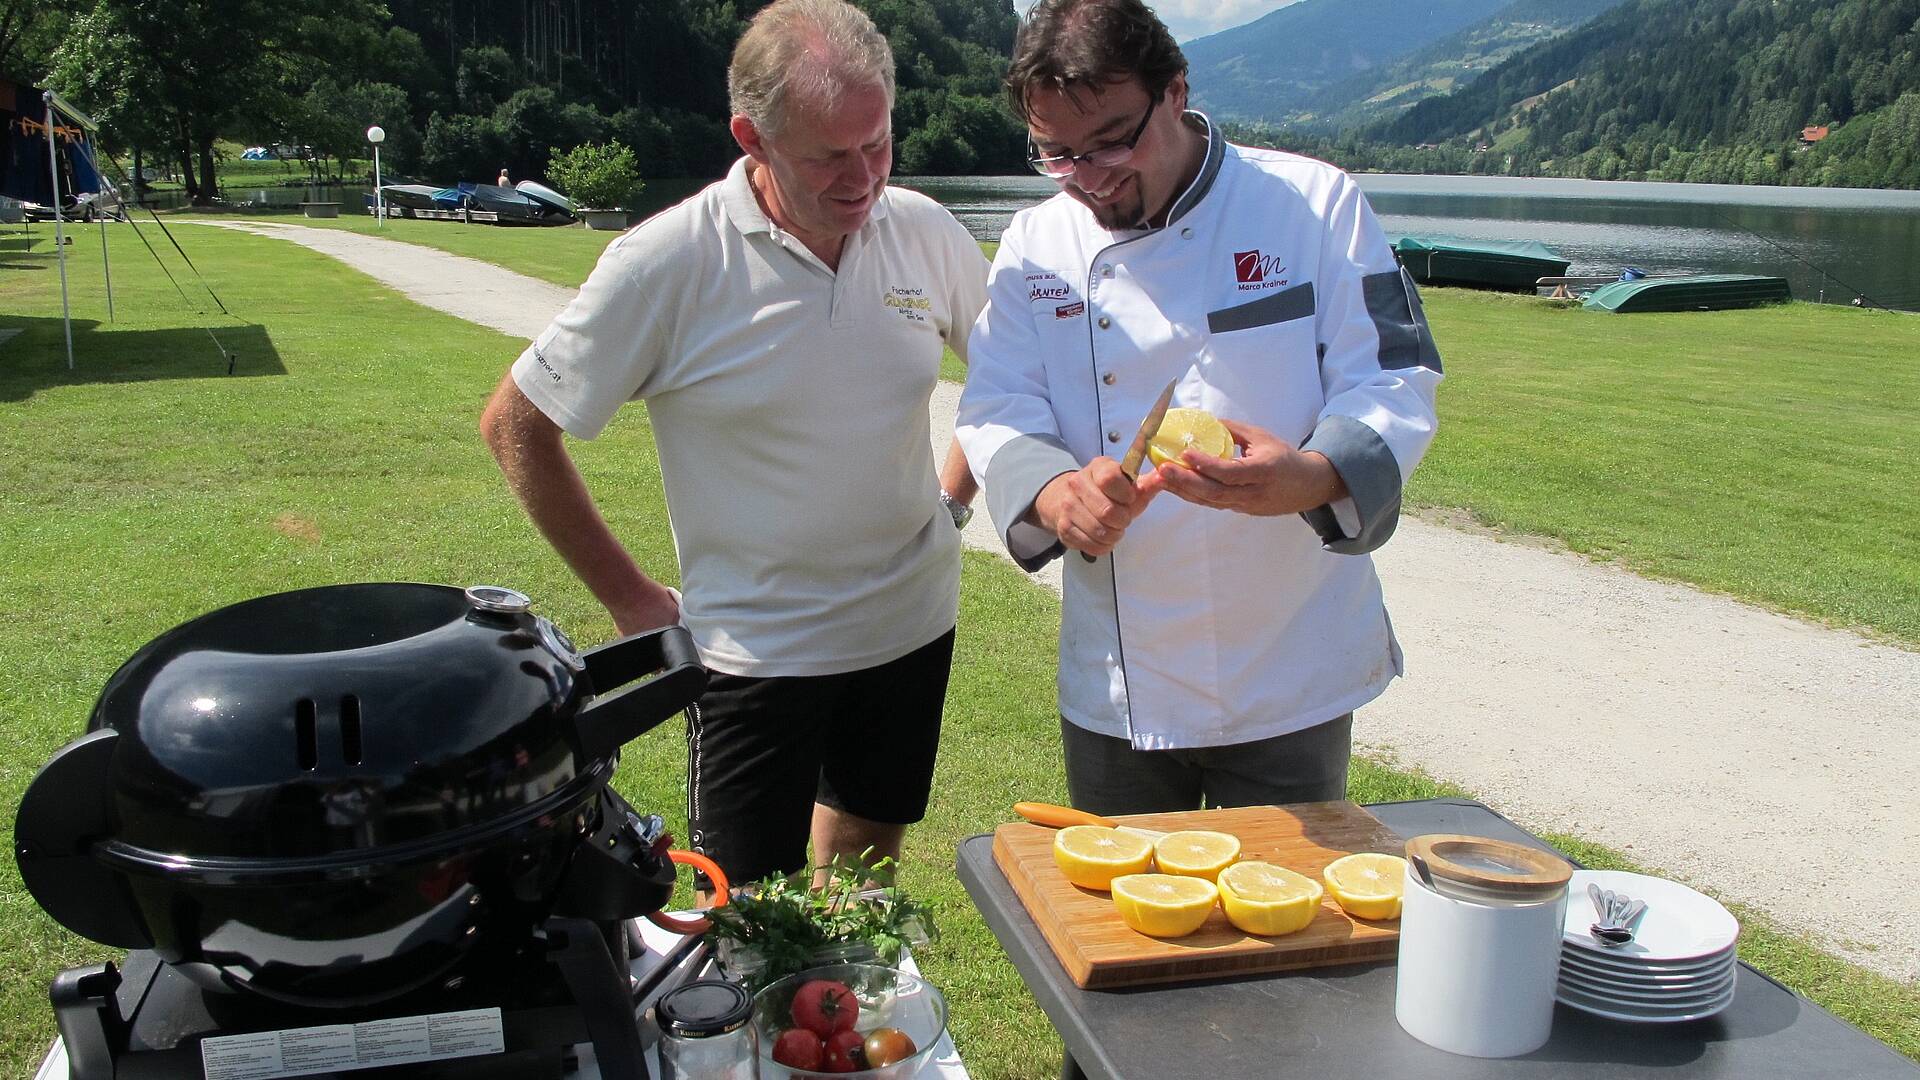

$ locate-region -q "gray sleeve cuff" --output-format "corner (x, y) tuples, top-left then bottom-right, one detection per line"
(985, 433), (1081, 571)
(1301, 414), (1403, 554)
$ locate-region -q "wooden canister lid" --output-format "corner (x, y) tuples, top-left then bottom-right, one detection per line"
(1406, 834), (1572, 901)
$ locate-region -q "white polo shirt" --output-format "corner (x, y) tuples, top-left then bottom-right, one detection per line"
(512, 158), (988, 677)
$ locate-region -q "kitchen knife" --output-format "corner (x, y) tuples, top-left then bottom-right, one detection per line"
(1078, 376), (1181, 563)
(1012, 801), (1168, 841)
(1117, 377), (1181, 481)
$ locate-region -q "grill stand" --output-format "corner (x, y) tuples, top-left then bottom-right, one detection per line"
(49, 917), (651, 1080)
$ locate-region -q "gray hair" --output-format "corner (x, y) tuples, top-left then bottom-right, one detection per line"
(728, 0), (896, 138)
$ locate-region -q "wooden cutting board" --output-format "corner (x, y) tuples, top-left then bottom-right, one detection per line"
(992, 801), (1405, 989)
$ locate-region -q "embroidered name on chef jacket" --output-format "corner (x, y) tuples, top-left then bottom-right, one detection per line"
(1025, 271), (1084, 319)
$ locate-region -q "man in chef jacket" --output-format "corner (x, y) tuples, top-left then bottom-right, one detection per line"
(956, 0), (1443, 814)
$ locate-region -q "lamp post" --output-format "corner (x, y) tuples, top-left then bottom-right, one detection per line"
(367, 125), (386, 228)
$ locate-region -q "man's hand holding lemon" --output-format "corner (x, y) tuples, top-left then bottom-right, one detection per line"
(1155, 415), (1349, 517)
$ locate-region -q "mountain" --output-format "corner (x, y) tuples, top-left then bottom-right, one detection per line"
(1184, 0), (1511, 123)
(1365, 0), (1920, 187)
(1293, 0), (1632, 130)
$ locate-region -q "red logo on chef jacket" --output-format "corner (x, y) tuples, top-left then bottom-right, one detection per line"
(1234, 250), (1265, 283)
(1233, 250), (1289, 291)
(1056, 301), (1085, 319)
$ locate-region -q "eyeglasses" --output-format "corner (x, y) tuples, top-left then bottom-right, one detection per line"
(1027, 97), (1157, 178)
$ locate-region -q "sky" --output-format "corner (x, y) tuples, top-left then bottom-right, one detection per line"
(1018, 0), (1301, 44)
(1153, 0), (1301, 42)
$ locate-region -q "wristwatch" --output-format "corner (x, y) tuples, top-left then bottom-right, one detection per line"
(938, 490), (974, 530)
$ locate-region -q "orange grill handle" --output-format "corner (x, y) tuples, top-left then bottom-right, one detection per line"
(645, 849), (729, 936)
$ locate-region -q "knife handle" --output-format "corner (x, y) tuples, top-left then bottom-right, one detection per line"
(1013, 802), (1119, 830)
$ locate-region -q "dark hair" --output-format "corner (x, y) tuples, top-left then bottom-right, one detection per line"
(1004, 0), (1187, 122)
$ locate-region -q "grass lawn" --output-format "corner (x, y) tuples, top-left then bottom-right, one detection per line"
(1407, 290), (1919, 645)
(1, 226), (1914, 1076)
(196, 212), (1920, 645)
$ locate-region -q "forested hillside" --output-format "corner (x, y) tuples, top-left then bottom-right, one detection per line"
(1183, 0), (1509, 123)
(1290, 0), (1630, 130)
(17, 0), (1024, 202)
(1357, 0), (1920, 188)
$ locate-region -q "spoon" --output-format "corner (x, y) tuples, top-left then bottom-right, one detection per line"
(1588, 887), (1637, 946)
(1409, 852), (1439, 892)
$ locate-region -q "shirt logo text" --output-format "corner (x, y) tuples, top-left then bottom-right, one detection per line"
(884, 285), (932, 323)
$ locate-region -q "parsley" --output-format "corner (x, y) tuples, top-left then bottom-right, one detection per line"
(704, 852), (936, 989)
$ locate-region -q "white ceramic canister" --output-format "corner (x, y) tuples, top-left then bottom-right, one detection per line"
(1394, 834), (1573, 1058)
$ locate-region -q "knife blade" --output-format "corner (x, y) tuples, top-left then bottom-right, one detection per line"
(1077, 376), (1181, 563)
(1117, 377), (1181, 480)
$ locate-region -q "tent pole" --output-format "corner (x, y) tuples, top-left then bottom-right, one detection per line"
(99, 207), (113, 321)
(45, 91), (74, 370)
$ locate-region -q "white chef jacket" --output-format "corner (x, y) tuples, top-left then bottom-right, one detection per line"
(956, 113), (1442, 749)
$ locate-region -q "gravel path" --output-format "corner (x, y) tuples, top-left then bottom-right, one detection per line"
(199, 220), (1920, 984)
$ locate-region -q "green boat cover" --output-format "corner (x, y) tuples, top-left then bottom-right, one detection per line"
(1391, 235), (1571, 290)
(1392, 236), (1567, 264)
(1582, 274), (1792, 313)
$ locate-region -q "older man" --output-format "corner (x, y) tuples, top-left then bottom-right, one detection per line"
(957, 0), (1442, 815)
(481, 0), (987, 885)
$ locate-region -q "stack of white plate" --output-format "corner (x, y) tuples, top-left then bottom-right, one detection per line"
(1557, 869), (1740, 1022)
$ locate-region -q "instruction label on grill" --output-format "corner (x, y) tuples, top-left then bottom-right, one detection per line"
(200, 1007), (504, 1079)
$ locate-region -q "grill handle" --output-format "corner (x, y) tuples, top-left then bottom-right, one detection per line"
(14, 729), (155, 949)
(574, 625), (708, 760)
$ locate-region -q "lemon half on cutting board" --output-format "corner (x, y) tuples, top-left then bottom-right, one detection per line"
(1111, 874), (1219, 938)
(1052, 825), (1154, 891)
(1217, 861), (1325, 936)
(1152, 830), (1241, 881)
(1322, 852), (1409, 920)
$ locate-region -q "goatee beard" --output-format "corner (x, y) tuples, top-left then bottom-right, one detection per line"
(1091, 197), (1144, 230)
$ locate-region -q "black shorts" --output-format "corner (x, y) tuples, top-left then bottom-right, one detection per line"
(685, 628), (954, 886)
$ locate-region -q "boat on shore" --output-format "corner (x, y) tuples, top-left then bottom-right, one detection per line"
(367, 181), (577, 226)
(1393, 236), (1571, 292)
(1582, 274), (1792, 313)
(378, 184), (463, 211)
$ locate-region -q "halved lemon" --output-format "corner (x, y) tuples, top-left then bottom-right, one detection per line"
(1152, 830), (1241, 882)
(1146, 408), (1233, 469)
(1051, 825), (1154, 891)
(1217, 861), (1325, 936)
(1322, 852), (1408, 921)
(1110, 873), (1219, 937)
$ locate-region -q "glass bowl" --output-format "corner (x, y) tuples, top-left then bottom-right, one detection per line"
(753, 962), (948, 1079)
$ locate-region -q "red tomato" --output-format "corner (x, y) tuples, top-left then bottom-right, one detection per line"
(823, 1029), (866, 1073)
(862, 1027), (918, 1067)
(771, 1028), (825, 1071)
(790, 978), (859, 1038)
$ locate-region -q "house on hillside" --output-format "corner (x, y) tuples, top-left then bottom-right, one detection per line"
(1800, 125), (1830, 145)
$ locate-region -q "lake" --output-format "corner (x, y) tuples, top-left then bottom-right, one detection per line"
(894, 173), (1920, 312)
(196, 171), (1920, 310)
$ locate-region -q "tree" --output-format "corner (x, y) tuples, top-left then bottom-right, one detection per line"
(51, 0), (383, 204)
(298, 79), (416, 179)
(547, 140), (641, 209)
(1, 0), (77, 78)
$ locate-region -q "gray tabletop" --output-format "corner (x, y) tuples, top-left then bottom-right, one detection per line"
(956, 797), (1918, 1079)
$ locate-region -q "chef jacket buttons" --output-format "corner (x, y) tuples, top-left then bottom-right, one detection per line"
(1108, 430), (1121, 443)
(1101, 264), (1114, 277)
(1102, 372), (1116, 385)
(1098, 316), (1111, 329)
(1181, 227), (1194, 239)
